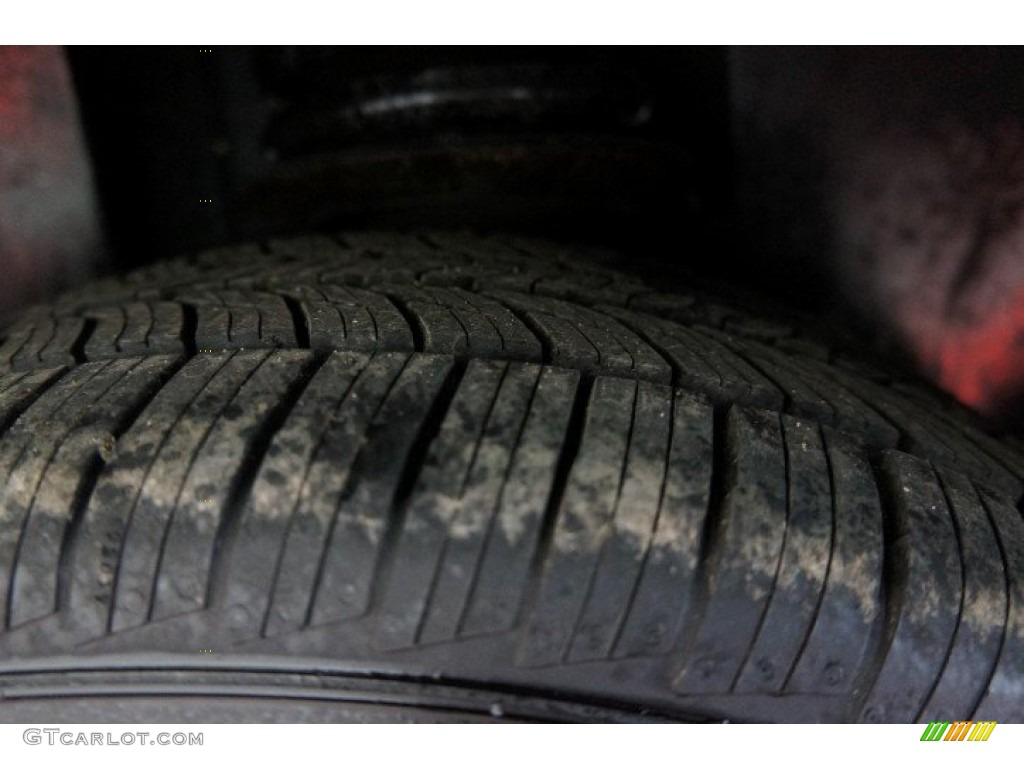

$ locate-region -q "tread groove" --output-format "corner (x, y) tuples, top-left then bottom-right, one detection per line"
(595, 308), (707, 392)
(301, 354), (412, 628)
(383, 293), (425, 353)
(876, 457), (964, 721)
(368, 358), (468, 617)
(494, 302), (552, 366)
(412, 364), (510, 644)
(105, 354), (236, 634)
(69, 319), (97, 364)
(3, 360), (123, 630)
(451, 362), (546, 640)
(514, 373), (592, 632)
(143, 353), (268, 622)
(281, 295), (311, 349)
(676, 404), (731, 664)
(205, 352), (325, 609)
(56, 453), (112, 620)
(562, 379), (639, 663)
(255, 353), (370, 638)
(852, 455), (910, 722)
(0, 368), (69, 443)
(180, 303), (199, 357)
(55, 356), (186, 617)
(3, 364), (119, 628)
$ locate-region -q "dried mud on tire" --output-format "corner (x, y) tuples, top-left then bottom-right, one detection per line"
(0, 232), (1021, 723)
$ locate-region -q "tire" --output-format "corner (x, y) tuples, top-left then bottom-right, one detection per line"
(0, 231), (1021, 723)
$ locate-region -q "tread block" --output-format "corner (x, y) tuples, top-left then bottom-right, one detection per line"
(490, 293), (672, 384)
(387, 286), (542, 362)
(917, 470), (1007, 722)
(734, 416), (832, 693)
(263, 352), (411, 636)
(0, 310), (79, 370)
(856, 453), (963, 723)
(149, 350), (317, 622)
(9, 356), (181, 628)
(786, 429), (884, 697)
(446, 365), (578, 641)
(0, 360), (137, 628)
(973, 489), (1024, 720)
(673, 406), (788, 694)
(373, 359), (510, 647)
(518, 376), (638, 666)
(213, 351), (371, 641)
(66, 353), (233, 638)
(724, 338), (835, 426)
(601, 308), (783, 410)
(307, 354), (455, 626)
(110, 352), (273, 632)
(774, 350), (900, 449)
(0, 368), (66, 438)
(177, 289), (297, 350)
(83, 302), (185, 360)
(566, 380), (674, 662)
(613, 391), (713, 658)
(280, 285), (415, 353)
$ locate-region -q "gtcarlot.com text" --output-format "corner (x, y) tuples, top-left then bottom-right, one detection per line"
(23, 729), (203, 746)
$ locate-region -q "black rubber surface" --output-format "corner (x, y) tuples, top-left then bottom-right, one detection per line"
(0, 232), (1021, 723)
